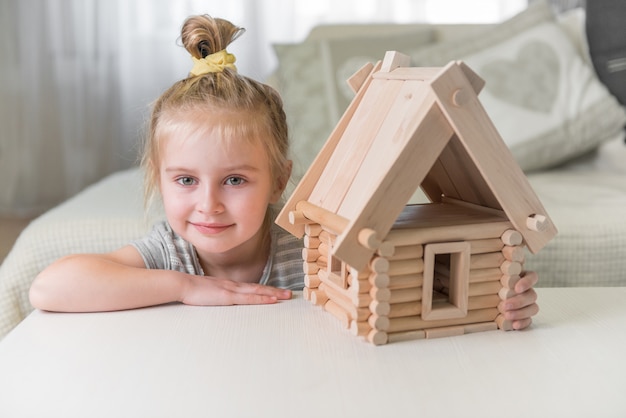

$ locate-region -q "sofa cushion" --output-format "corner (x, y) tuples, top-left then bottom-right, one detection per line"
(273, 27), (433, 182)
(410, 0), (626, 171)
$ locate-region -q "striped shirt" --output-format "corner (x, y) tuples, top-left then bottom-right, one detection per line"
(131, 220), (304, 290)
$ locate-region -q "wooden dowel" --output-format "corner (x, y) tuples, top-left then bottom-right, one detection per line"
(388, 244), (424, 261)
(367, 329), (388, 345)
(368, 314), (390, 331)
(303, 261), (319, 275)
(369, 287), (391, 302)
(303, 235), (320, 249)
(498, 287), (517, 300)
(469, 280), (502, 297)
(358, 228), (382, 250)
(317, 242), (329, 257)
(389, 287), (422, 304)
(471, 238), (504, 254)
(526, 214), (548, 232)
(500, 261), (522, 276)
(388, 259), (424, 276)
(370, 257), (389, 274)
(369, 273), (390, 288)
(500, 274), (521, 289)
(468, 294), (500, 310)
(425, 326), (464, 339)
(502, 245), (525, 263)
(496, 314), (513, 331)
(304, 223), (323, 237)
(310, 289), (328, 306)
(464, 322), (498, 334)
(304, 274), (321, 289)
(318, 230), (336, 245)
(388, 301), (422, 318)
(386, 221), (513, 247)
(501, 229), (523, 246)
(471, 252), (505, 269)
(324, 300), (350, 328)
(469, 268), (502, 283)
(296, 201), (348, 235)
(350, 277), (372, 294)
(319, 283), (370, 321)
(388, 273), (424, 290)
(376, 241), (396, 257)
(302, 248), (320, 262)
(350, 320), (371, 337)
(387, 308), (499, 333)
(369, 300), (390, 316)
(386, 329), (426, 343)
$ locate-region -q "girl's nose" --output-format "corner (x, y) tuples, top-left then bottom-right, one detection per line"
(198, 186), (224, 214)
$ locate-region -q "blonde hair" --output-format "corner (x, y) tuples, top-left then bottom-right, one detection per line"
(141, 15), (290, 214)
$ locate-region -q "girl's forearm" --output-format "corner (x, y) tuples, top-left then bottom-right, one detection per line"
(29, 254), (187, 313)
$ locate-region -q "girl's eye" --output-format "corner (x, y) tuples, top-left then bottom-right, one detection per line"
(177, 177), (196, 186)
(225, 176), (245, 186)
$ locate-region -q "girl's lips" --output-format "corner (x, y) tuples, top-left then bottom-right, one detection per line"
(191, 222), (232, 235)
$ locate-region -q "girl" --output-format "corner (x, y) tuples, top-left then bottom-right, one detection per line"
(30, 15), (538, 330)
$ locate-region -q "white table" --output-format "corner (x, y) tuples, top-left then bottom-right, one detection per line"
(1, 288), (625, 418)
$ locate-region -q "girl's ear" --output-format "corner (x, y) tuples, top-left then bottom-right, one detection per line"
(270, 160), (292, 204)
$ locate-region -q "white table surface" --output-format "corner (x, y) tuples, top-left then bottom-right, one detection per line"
(1, 287), (625, 418)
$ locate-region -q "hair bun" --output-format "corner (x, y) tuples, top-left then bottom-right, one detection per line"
(181, 15), (244, 59)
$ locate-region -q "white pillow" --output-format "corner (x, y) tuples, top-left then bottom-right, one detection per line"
(411, 0), (626, 171)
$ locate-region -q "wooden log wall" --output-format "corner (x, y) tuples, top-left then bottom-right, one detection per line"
(302, 223), (526, 345)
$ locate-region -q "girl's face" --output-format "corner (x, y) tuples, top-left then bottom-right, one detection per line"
(158, 112), (284, 262)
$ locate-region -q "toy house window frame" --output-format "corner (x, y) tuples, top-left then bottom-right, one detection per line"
(421, 241), (470, 321)
(325, 236), (348, 288)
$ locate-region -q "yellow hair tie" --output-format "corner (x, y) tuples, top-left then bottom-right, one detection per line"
(189, 49), (237, 76)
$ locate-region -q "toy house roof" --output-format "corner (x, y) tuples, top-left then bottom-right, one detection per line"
(276, 51), (557, 270)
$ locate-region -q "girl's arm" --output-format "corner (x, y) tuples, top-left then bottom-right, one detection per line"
(29, 245), (291, 313)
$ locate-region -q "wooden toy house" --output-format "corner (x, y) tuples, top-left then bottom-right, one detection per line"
(275, 51), (557, 345)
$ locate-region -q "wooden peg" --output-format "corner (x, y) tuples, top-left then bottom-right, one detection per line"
(358, 228), (382, 250)
(500, 274), (521, 289)
(350, 320), (371, 337)
(501, 230), (523, 246)
(526, 214), (548, 232)
(304, 274), (321, 289)
(288, 210), (312, 225)
(369, 256), (389, 274)
(367, 329), (388, 345)
(452, 88), (470, 107)
(376, 241), (396, 257)
(387, 329), (426, 343)
(496, 314), (514, 331)
(304, 223), (323, 237)
(498, 287), (517, 300)
(311, 289), (328, 306)
(500, 260), (522, 276)
(502, 245), (525, 263)
(369, 300), (390, 316)
(368, 314), (390, 331)
(425, 326), (464, 339)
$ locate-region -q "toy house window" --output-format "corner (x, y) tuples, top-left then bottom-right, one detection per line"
(421, 241), (470, 321)
(324, 237), (348, 289)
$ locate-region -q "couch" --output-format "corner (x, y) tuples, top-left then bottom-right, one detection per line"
(1, 1), (625, 340)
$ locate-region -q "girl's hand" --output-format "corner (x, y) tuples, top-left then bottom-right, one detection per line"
(498, 271), (539, 330)
(180, 275), (292, 306)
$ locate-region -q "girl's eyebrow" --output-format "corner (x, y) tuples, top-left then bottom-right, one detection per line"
(164, 164), (260, 173)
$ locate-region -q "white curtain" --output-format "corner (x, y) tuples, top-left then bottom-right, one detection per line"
(0, 0), (525, 217)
